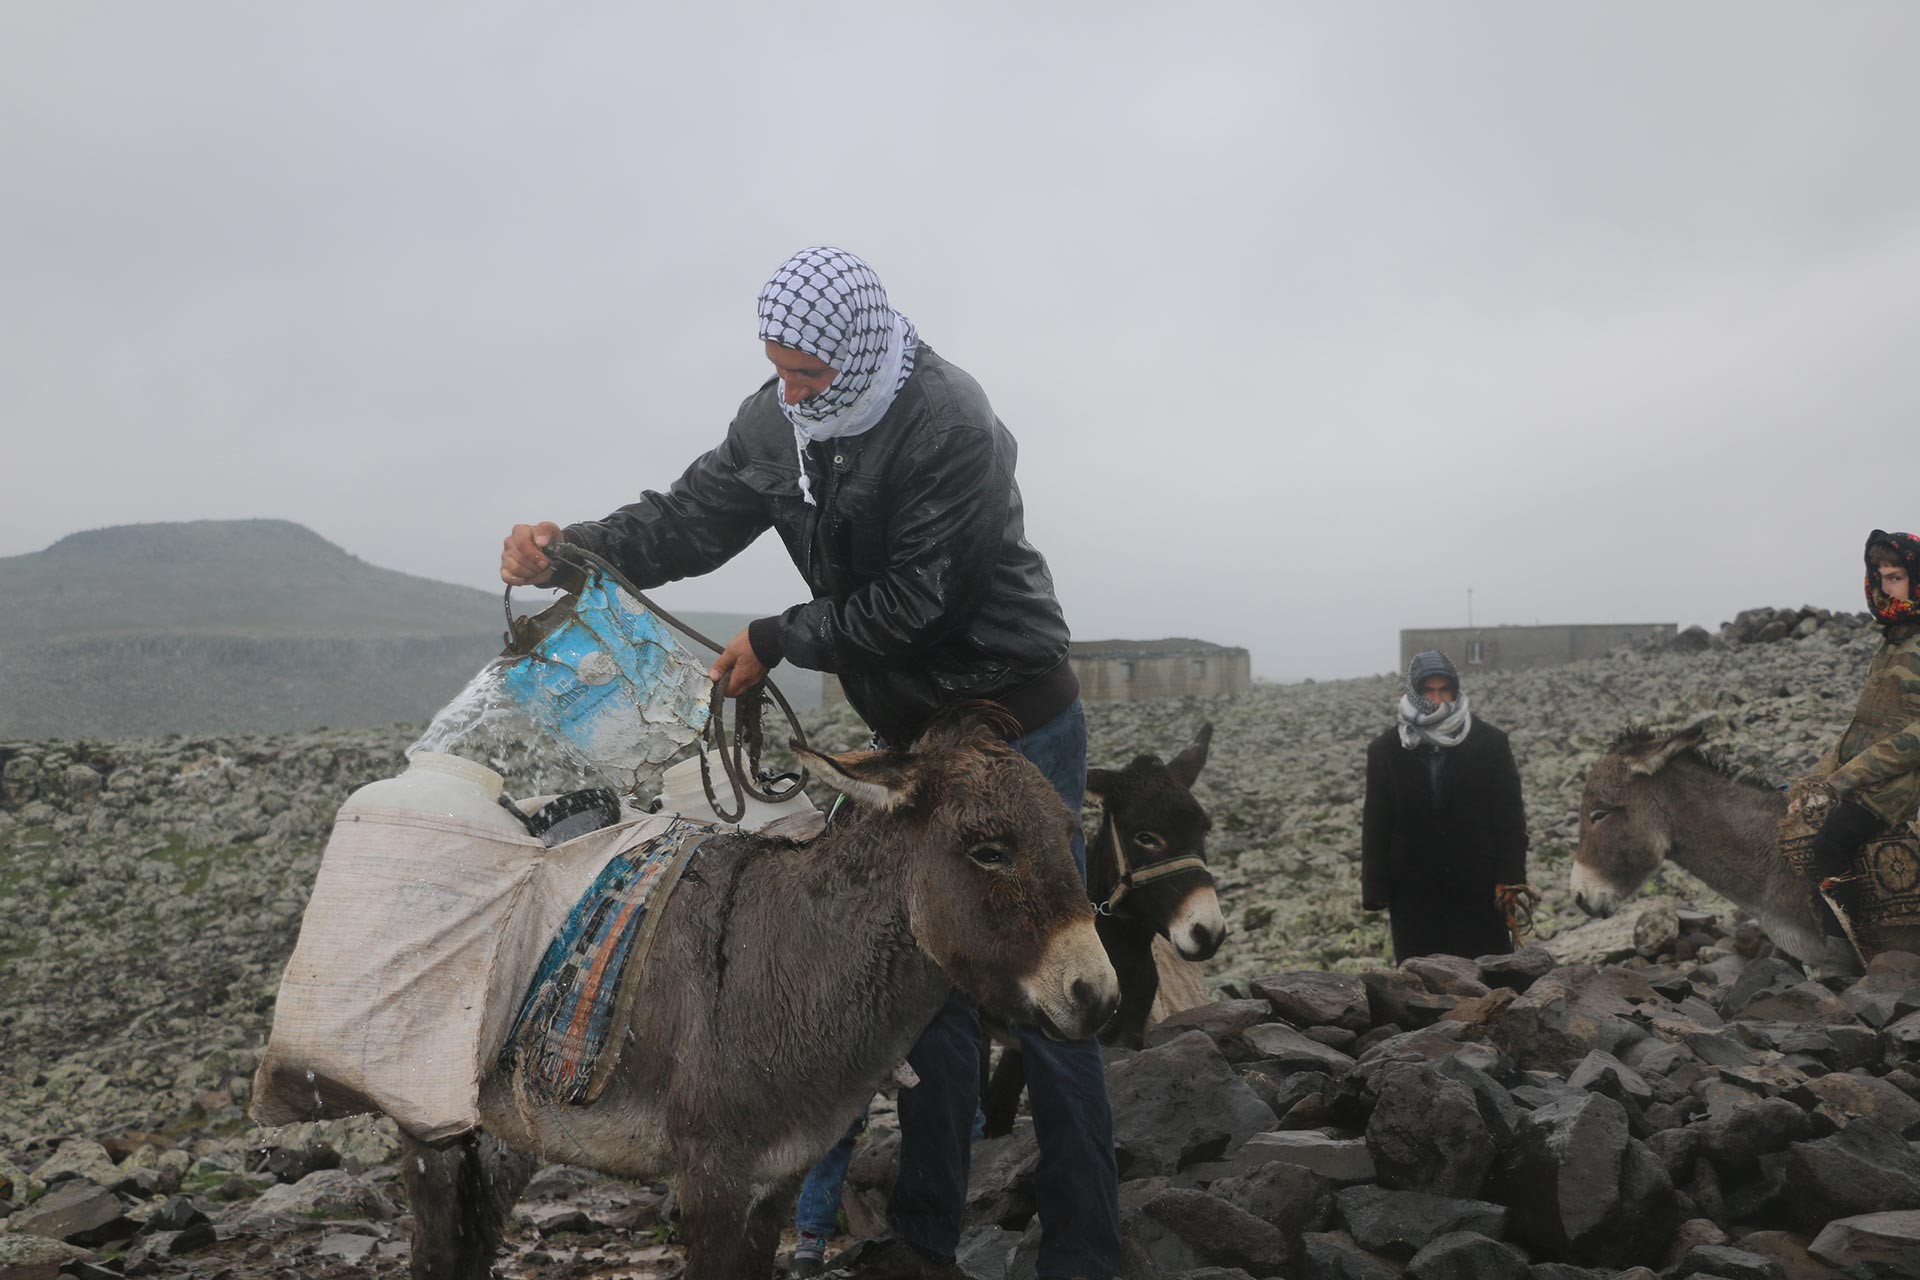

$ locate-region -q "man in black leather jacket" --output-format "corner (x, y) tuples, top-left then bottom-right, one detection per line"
(501, 293), (1076, 748)
(500, 246), (1119, 1280)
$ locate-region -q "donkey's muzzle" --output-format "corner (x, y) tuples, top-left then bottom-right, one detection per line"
(1022, 919), (1119, 1042)
(1569, 863), (1618, 918)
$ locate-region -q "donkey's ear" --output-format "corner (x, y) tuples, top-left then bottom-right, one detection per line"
(790, 743), (918, 810)
(1167, 722), (1214, 789)
(1086, 767), (1119, 804)
(1628, 722), (1709, 776)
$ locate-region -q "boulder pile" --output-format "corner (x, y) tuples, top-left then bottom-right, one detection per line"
(1706, 606), (1873, 649)
(6, 929), (1916, 1280)
(834, 928), (1920, 1279)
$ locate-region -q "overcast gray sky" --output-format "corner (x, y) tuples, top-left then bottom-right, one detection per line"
(3, 2), (1914, 681)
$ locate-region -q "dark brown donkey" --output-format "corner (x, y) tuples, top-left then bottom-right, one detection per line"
(982, 723), (1225, 1135)
(402, 711), (1119, 1280)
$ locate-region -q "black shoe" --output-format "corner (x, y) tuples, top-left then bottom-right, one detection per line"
(788, 1255), (825, 1279)
(824, 1236), (964, 1278)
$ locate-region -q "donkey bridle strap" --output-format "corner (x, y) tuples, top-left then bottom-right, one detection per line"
(1096, 821), (1209, 917)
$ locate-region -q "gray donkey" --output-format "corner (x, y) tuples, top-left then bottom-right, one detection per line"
(1570, 724), (1920, 969)
(403, 710), (1119, 1280)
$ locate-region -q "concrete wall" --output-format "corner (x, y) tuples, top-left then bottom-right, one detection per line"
(820, 643), (1252, 708)
(1399, 623), (1677, 674)
(1074, 648), (1252, 701)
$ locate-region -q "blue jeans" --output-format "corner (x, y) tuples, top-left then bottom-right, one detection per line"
(794, 1114), (865, 1238)
(792, 1110), (986, 1238)
(890, 701), (1122, 1279)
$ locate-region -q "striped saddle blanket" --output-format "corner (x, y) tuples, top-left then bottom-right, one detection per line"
(500, 818), (715, 1104)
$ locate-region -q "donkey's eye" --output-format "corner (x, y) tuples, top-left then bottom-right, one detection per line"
(969, 845), (1011, 868)
(1133, 831), (1167, 853)
(1589, 809), (1610, 824)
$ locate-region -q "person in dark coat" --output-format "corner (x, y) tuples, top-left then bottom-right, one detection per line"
(1361, 650), (1529, 962)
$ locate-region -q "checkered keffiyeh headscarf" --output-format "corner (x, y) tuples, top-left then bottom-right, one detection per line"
(757, 246), (918, 504)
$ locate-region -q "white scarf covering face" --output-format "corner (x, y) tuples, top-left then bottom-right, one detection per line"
(756, 246), (919, 505)
(1397, 692), (1473, 750)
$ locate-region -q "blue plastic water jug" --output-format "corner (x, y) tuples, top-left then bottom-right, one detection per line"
(499, 556), (711, 785)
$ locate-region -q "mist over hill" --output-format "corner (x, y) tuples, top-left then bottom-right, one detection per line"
(0, 520), (799, 739)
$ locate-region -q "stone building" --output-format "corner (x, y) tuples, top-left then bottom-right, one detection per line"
(1398, 622), (1676, 674)
(820, 636), (1251, 707)
(1071, 638), (1251, 702)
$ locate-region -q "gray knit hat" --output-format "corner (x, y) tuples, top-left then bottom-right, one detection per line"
(1406, 650), (1461, 704)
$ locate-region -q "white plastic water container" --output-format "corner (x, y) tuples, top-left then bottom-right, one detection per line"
(339, 752), (530, 836)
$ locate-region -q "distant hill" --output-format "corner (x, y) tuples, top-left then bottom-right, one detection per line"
(0, 519), (813, 738)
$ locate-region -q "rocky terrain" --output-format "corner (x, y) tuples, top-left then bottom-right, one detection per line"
(3, 607), (1917, 1278)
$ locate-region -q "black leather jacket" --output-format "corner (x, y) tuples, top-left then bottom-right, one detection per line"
(561, 347), (1076, 745)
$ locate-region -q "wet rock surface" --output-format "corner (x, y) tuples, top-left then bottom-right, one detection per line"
(5, 623), (1920, 1276)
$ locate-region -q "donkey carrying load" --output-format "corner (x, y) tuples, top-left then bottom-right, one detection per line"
(403, 711), (1119, 1280)
(1569, 724), (1920, 970)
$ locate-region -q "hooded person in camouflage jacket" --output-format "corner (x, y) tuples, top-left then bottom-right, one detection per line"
(1790, 530), (1920, 936)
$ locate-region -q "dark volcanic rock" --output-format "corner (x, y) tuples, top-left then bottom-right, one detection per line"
(1106, 1031), (1276, 1178)
(1242, 1066), (1338, 1127)
(1492, 1092), (1675, 1268)
(1720, 957), (1805, 1018)
(1807, 1209), (1920, 1278)
(1335, 1184), (1507, 1260)
(1240, 1023), (1358, 1079)
(1366, 1062), (1497, 1198)
(1730, 1229), (1854, 1280)
(1355, 1022), (1475, 1069)
(1141, 1188), (1291, 1277)
(1146, 999), (1276, 1060)
(1762, 1118), (1920, 1233)
(1646, 1127), (1699, 1181)
(1401, 955), (1491, 998)
(1488, 964), (1664, 1073)
(1674, 1244), (1788, 1278)
(1477, 946), (1556, 993)
(1253, 971), (1372, 1031)
(10, 1179), (134, 1246)
(1360, 968), (1435, 1031)
(1565, 1050), (1653, 1107)
(146, 1194), (210, 1233)
(1209, 1158), (1336, 1238)
(1735, 982), (1862, 1026)
(1431, 1055), (1525, 1148)
(1187, 1130), (1375, 1186)
(1695, 1096), (1813, 1173)
(966, 1132), (1039, 1229)
(1792, 1071), (1920, 1137)
(261, 1140), (341, 1184)
(1404, 1230), (1528, 1280)
(1301, 1230), (1405, 1279)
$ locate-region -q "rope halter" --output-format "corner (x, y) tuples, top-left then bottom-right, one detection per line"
(1094, 819), (1211, 917)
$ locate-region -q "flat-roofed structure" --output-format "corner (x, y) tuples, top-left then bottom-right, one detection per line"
(820, 637), (1252, 708)
(1399, 623), (1677, 674)
(1071, 638), (1251, 702)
